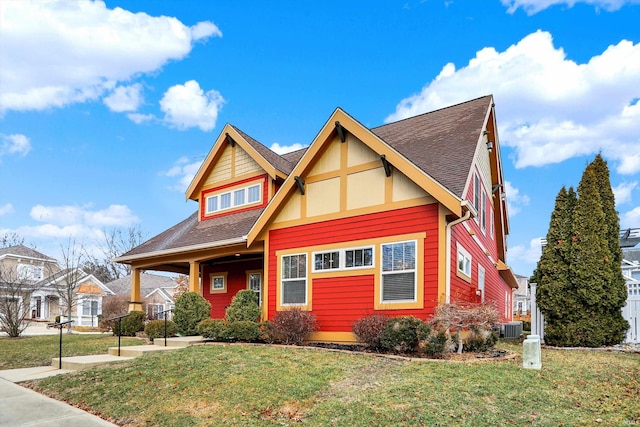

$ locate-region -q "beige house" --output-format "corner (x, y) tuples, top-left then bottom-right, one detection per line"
(105, 272), (179, 320)
(0, 245), (114, 326)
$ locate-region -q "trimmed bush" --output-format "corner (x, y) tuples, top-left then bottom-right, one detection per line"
(258, 321), (279, 344)
(380, 316), (424, 354)
(422, 331), (450, 358)
(144, 319), (179, 340)
(197, 319), (231, 341)
(352, 315), (388, 349)
(173, 292), (211, 336)
(227, 320), (260, 342)
(271, 308), (318, 345)
(226, 290), (261, 323)
(113, 311), (145, 336)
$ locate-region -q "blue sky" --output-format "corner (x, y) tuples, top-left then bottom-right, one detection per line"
(1, 0), (639, 277)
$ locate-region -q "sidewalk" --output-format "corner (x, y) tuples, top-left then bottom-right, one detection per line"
(0, 374), (118, 426)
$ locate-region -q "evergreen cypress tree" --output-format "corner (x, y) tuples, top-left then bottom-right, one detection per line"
(535, 155), (628, 347)
(590, 155), (628, 316)
(535, 186), (576, 345)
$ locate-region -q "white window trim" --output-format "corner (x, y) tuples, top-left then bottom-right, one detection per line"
(473, 173), (480, 223)
(281, 253), (307, 306)
(481, 190), (487, 234)
(478, 264), (485, 303)
(380, 240), (418, 304)
(457, 243), (472, 279)
(205, 182), (262, 215)
(311, 246), (375, 273)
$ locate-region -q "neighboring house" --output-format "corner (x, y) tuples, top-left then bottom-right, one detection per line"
(512, 274), (530, 321)
(106, 273), (178, 320)
(116, 96), (519, 342)
(0, 245), (114, 326)
(621, 227), (640, 343)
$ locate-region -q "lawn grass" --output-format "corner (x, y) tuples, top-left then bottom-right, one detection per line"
(0, 334), (146, 369)
(23, 342), (640, 426)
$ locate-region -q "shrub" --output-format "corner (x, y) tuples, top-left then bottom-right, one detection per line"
(379, 316), (424, 354)
(197, 319), (231, 341)
(113, 311), (145, 336)
(227, 320), (260, 342)
(144, 319), (179, 340)
(271, 308), (318, 345)
(258, 321), (280, 344)
(422, 331), (450, 358)
(173, 292), (211, 336)
(226, 290), (261, 323)
(99, 295), (130, 331)
(352, 315), (388, 349)
(522, 321), (532, 331)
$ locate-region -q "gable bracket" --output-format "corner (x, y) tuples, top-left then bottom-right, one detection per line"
(335, 121), (346, 143)
(225, 133), (236, 147)
(294, 176), (305, 195)
(380, 154), (392, 177)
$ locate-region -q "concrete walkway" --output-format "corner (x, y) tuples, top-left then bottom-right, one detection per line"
(0, 376), (118, 426)
(0, 335), (203, 426)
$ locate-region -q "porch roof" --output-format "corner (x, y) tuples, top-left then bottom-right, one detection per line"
(115, 208), (264, 263)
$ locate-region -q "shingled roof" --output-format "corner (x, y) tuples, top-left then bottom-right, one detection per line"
(107, 272), (177, 296)
(0, 245), (57, 261)
(372, 95), (491, 198)
(231, 125), (298, 175)
(118, 208), (264, 259)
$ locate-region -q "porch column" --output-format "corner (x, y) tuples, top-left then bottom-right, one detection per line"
(128, 268), (143, 312)
(189, 261), (201, 295)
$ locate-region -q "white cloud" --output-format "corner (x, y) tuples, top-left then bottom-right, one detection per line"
(0, 203), (14, 216)
(620, 206), (640, 229)
(269, 142), (307, 155)
(501, 0), (640, 14)
(103, 83), (143, 112)
(127, 113), (155, 125)
(160, 80), (225, 131)
(29, 204), (139, 227)
(0, 0), (222, 115)
(613, 181), (637, 206)
(0, 134), (31, 157)
(386, 31), (640, 174)
(509, 237), (544, 266)
(504, 181), (530, 216)
(163, 157), (204, 192)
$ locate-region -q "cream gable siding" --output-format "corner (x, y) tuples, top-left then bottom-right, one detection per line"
(271, 132), (434, 227)
(202, 144), (264, 190)
(235, 145), (262, 176)
(204, 145), (233, 186)
(477, 134), (492, 196)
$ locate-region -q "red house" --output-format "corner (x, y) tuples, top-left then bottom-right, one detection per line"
(116, 95), (518, 342)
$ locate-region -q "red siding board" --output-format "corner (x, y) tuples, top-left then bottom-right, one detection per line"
(268, 204), (441, 333)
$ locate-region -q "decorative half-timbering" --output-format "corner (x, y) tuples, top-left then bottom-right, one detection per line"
(115, 95), (518, 342)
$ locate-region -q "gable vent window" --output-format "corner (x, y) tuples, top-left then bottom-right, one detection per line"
(205, 183), (262, 215)
(381, 241), (417, 302)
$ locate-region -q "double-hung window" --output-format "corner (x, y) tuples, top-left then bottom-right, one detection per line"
(474, 173), (480, 213)
(381, 240), (417, 302)
(481, 190), (487, 233)
(282, 254), (307, 305)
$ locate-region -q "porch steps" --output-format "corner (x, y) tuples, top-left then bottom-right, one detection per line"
(51, 354), (134, 370)
(51, 336), (204, 370)
(106, 344), (179, 357)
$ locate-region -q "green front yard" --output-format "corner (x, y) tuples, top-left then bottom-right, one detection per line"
(0, 334), (146, 369)
(8, 341), (639, 427)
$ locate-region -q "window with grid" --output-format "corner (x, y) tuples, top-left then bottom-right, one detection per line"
(381, 241), (417, 302)
(345, 247), (373, 268)
(249, 272), (262, 304)
(282, 254), (307, 305)
(205, 182), (262, 215)
(314, 251), (340, 271)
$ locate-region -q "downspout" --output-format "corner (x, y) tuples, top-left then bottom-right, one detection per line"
(445, 200), (476, 303)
